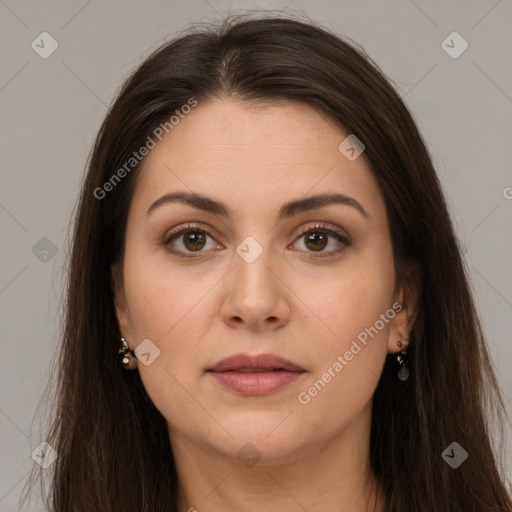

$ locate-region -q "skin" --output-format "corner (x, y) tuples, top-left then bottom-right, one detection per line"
(113, 97), (418, 511)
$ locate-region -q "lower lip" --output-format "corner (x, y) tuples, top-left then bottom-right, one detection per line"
(207, 370), (305, 395)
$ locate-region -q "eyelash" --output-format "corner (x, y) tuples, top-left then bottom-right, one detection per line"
(161, 222), (351, 260)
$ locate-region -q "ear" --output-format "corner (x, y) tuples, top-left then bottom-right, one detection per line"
(111, 262), (134, 344)
(387, 262), (421, 355)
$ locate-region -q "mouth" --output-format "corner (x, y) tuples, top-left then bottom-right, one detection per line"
(207, 352), (304, 373)
(206, 353), (306, 395)
(232, 368), (291, 373)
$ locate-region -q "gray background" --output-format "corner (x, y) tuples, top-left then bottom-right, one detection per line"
(1, 0), (511, 510)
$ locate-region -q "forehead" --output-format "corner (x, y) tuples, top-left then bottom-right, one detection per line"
(132, 97), (384, 218)
(151, 97), (347, 165)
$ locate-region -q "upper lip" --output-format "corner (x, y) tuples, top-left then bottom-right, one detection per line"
(207, 353), (304, 372)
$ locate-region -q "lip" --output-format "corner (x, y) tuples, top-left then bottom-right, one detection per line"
(206, 353), (306, 396)
(207, 352), (304, 372)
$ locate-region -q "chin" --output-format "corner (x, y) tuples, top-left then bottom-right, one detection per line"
(207, 413), (313, 461)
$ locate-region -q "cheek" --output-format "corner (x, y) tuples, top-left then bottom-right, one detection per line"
(293, 246), (394, 414)
(121, 246), (221, 395)
(122, 240), (212, 342)
(297, 244), (395, 349)
(121, 254), (215, 428)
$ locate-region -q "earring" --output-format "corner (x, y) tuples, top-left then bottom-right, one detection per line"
(118, 337), (138, 370)
(396, 332), (409, 381)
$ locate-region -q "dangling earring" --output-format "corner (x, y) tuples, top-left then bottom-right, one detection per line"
(396, 332), (409, 381)
(119, 337), (138, 370)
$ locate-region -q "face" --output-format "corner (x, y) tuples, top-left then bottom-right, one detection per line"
(113, 97), (415, 464)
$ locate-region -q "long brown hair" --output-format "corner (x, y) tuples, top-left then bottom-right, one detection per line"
(21, 13), (511, 511)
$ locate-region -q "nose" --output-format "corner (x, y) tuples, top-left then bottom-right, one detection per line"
(220, 243), (291, 333)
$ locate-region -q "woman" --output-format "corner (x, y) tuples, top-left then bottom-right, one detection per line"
(22, 14), (511, 512)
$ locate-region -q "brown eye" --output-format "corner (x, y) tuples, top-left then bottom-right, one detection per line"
(292, 223), (351, 259)
(163, 222), (350, 260)
(162, 224), (221, 259)
(182, 231), (207, 251)
(304, 232), (329, 252)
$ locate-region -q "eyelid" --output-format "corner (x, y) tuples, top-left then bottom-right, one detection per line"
(162, 222), (220, 245)
(161, 221), (350, 258)
(293, 221), (350, 241)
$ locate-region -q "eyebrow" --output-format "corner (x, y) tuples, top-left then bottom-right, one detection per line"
(146, 191), (369, 220)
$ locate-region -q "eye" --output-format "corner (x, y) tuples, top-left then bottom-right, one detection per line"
(290, 222), (350, 258)
(162, 222), (350, 259)
(162, 223), (221, 259)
